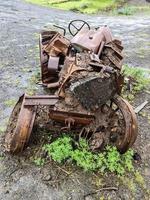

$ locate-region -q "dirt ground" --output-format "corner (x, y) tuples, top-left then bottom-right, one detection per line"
(0, 0), (150, 199)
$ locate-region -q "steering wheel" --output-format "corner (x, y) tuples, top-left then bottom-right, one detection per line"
(68, 20), (90, 36)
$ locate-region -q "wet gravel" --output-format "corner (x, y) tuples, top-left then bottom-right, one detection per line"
(0, 0), (150, 199)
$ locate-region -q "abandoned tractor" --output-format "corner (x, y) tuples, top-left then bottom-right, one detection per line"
(5, 20), (138, 154)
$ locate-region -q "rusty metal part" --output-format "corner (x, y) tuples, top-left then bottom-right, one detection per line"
(39, 32), (58, 84)
(98, 41), (105, 57)
(5, 94), (37, 153)
(70, 75), (117, 110)
(112, 95), (138, 153)
(5, 94), (59, 153)
(44, 32), (70, 56)
(39, 30), (70, 84)
(49, 110), (95, 125)
(79, 95), (138, 153)
(58, 63), (86, 97)
(101, 40), (124, 70)
(71, 26), (113, 53)
(47, 81), (60, 89)
(23, 95), (59, 106)
(48, 56), (60, 73)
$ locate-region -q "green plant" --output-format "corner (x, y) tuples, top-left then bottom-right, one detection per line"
(4, 99), (17, 107)
(0, 126), (6, 134)
(43, 136), (134, 175)
(122, 65), (150, 101)
(122, 149), (134, 172)
(43, 136), (73, 163)
(122, 65), (150, 93)
(134, 170), (145, 186)
(116, 6), (136, 15)
(104, 146), (125, 175)
(34, 157), (45, 166)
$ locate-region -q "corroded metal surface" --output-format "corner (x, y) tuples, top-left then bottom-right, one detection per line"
(112, 95), (138, 153)
(5, 20), (138, 154)
(5, 94), (59, 153)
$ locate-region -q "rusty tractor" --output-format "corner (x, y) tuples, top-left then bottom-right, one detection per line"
(5, 20), (138, 154)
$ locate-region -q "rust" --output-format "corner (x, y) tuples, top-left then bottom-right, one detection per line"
(5, 94), (37, 153)
(5, 20), (138, 154)
(112, 95), (138, 153)
(49, 110), (95, 125)
(5, 94), (59, 153)
(24, 95), (59, 106)
(71, 26), (113, 54)
(58, 63), (86, 97)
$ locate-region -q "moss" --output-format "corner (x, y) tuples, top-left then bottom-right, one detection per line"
(0, 126), (6, 134)
(120, 176), (136, 193)
(4, 99), (17, 107)
(134, 171), (145, 187)
(92, 176), (104, 187)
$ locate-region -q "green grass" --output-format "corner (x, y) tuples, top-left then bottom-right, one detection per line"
(122, 65), (150, 92)
(122, 65), (150, 101)
(116, 5), (150, 15)
(26, 0), (123, 14)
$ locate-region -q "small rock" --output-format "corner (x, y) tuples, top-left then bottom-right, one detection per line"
(42, 174), (52, 181)
(133, 152), (141, 161)
(85, 195), (94, 200)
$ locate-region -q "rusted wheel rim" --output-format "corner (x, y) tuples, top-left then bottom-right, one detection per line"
(118, 97), (138, 148)
(111, 95), (138, 153)
(5, 94), (37, 153)
(5, 95), (24, 152)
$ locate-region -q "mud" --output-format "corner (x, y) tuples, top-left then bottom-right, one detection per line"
(0, 0), (150, 199)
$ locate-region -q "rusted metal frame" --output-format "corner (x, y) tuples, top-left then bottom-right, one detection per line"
(106, 51), (123, 70)
(24, 95), (59, 106)
(5, 94), (96, 153)
(49, 110), (95, 125)
(39, 34), (56, 84)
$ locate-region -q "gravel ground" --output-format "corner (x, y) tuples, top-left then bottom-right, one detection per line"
(0, 0), (150, 199)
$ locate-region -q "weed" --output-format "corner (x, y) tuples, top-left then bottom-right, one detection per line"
(116, 6), (136, 15)
(99, 197), (105, 200)
(120, 176), (136, 193)
(71, 148), (97, 171)
(0, 156), (4, 161)
(122, 65), (150, 101)
(43, 136), (134, 175)
(0, 126), (6, 134)
(134, 171), (145, 186)
(33, 157), (45, 166)
(4, 99), (17, 107)
(122, 65), (150, 92)
(43, 136), (73, 163)
(94, 177), (104, 187)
